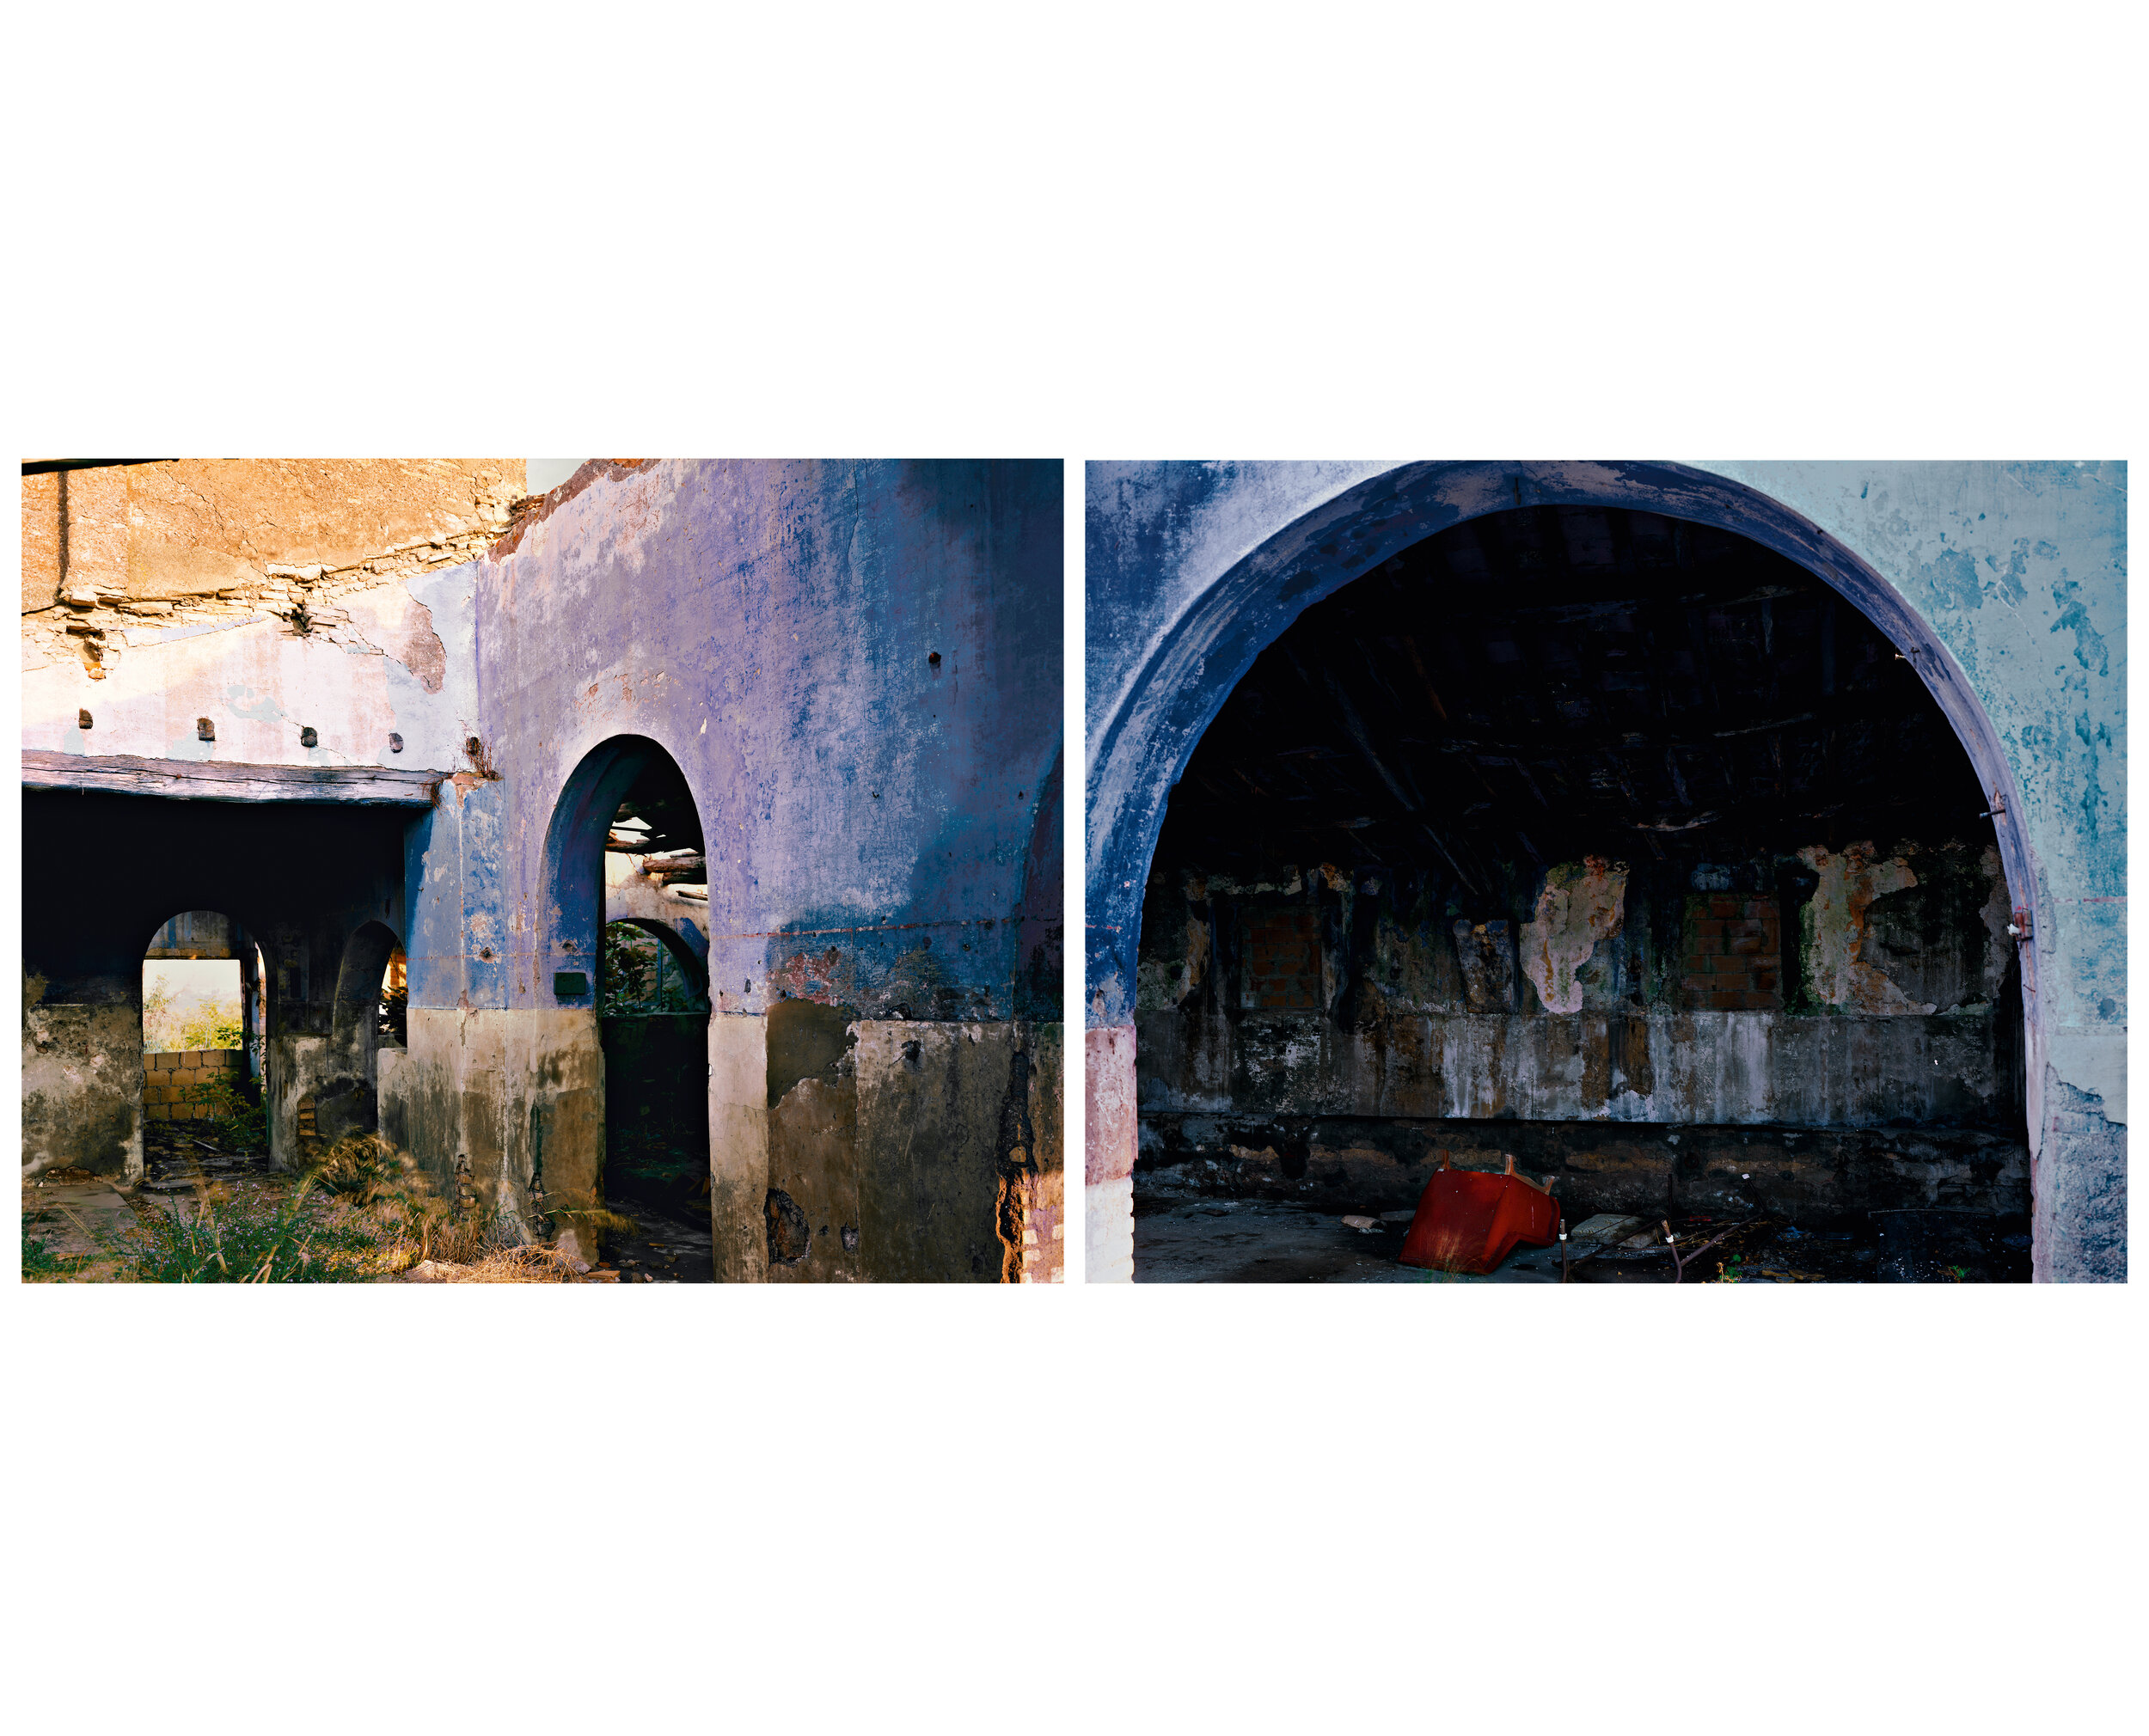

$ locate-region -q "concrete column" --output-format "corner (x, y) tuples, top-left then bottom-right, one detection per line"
(266, 1032), (331, 1171)
(1086, 1024), (1137, 1282)
(709, 1012), (769, 1281)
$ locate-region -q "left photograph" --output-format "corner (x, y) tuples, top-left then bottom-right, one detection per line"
(21, 459), (1064, 1283)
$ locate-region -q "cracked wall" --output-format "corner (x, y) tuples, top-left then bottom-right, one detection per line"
(22, 460), (515, 770)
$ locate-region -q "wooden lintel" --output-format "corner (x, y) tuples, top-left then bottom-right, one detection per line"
(21, 749), (444, 806)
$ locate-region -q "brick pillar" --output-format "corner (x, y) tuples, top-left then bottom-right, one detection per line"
(1086, 1024), (1136, 1282)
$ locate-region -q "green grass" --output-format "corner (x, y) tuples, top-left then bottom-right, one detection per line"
(180, 1071), (269, 1152)
(120, 1187), (379, 1283)
(21, 1217), (90, 1281)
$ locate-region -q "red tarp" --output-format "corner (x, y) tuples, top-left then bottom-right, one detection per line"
(1398, 1163), (1561, 1275)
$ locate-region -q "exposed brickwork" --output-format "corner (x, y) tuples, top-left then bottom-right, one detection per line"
(1682, 894), (1782, 1011)
(1244, 907), (1322, 1010)
(1004, 1168), (1066, 1283)
(142, 1048), (242, 1120)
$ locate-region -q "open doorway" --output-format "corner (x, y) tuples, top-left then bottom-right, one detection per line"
(140, 909), (270, 1197)
(599, 919), (711, 1205)
(1127, 504), (2030, 1282)
(547, 736), (717, 1281)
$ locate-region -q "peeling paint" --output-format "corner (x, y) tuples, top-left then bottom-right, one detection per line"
(1797, 842), (1936, 1014)
(1521, 856), (1629, 1015)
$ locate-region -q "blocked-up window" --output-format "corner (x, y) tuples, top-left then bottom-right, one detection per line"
(1681, 894), (1782, 1011)
(1241, 907), (1322, 1011)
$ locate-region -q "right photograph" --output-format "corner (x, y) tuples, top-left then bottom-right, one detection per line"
(1084, 462), (2126, 1285)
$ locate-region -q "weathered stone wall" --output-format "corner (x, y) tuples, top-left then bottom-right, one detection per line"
(18, 789), (408, 1186)
(1139, 1006), (2010, 1128)
(21, 997), (144, 1183)
(745, 1011), (1063, 1283)
(1132, 842), (2026, 1222)
(141, 1048), (242, 1121)
(382, 1007), (605, 1239)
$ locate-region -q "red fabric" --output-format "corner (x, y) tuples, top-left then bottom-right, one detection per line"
(1398, 1169), (1561, 1274)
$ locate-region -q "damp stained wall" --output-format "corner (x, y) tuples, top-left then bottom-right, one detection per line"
(391, 460), (1065, 1279)
(1135, 843), (2018, 1134)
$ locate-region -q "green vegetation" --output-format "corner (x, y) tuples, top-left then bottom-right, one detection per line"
(601, 921), (704, 1013)
(181, 1069), (269, 1152)
(34, 1133), (616, 1285)
(21, 1218), (89, 1281)
(124, 1185), (377, 1283)
(144, 988), (244, 1054)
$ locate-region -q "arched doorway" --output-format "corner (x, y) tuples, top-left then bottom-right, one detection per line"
(299, 919), (406, 1156)
(543, 735), (715, 1278)
(139, 908), (268, 1193)
(1087, 463), (2037, 1281)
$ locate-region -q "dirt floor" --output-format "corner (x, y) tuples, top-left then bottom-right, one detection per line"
(1132, 1187), (2034, 1284)
(599, 1184), (715, 1283)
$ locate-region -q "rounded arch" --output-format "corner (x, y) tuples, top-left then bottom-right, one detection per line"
(605, 915), (710, 999)
(135, 904), (272, 966)
(138, 906), (264, 1049)
(1083, 461), (2045, 1284)
(1087, 461), (2035, 1032)
(137, 905), (268, 1148)
(332, 919), (404, 1045)
(542, 734), (711, 1006)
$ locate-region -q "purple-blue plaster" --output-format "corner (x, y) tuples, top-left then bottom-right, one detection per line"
(403, 460), (1062, 1023)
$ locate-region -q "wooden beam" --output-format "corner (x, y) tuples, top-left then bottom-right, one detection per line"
(21, 750), (444, 805)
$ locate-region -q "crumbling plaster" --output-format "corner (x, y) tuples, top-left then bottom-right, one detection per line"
(1087, 461), (2124, 1280)
(1520, 856), (1629, 1016)
(21, 460), (505, 772)
(451, 459), (1062, 1024)
(392, 460), (1064, 1274)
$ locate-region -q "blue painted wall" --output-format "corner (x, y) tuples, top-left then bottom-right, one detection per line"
(404, 460), (1062, 1024)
